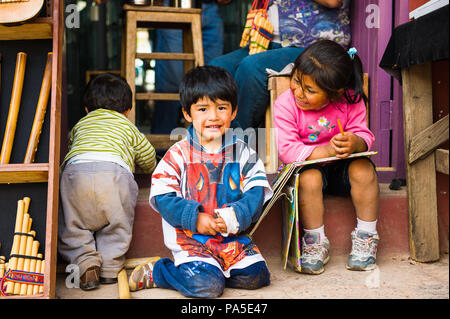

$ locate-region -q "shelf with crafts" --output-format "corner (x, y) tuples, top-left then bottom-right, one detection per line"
(0, 0), (62, 299)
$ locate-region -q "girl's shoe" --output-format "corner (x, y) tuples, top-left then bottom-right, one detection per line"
(346, 230), (379, 271)
(128, 258), (160, 291)
(301, 232), (330, 275)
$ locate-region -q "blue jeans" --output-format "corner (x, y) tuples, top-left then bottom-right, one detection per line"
(153, 258), (271, 298)
(209, 44), (305, 129)
(151, 1), (224, 134)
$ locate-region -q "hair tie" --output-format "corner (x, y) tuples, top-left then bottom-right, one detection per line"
(347, 47), (357, 60)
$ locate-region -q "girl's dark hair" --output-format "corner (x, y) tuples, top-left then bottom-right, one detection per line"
(291, 40), (367, 105)
(179, 65), (238, 115)
(83, 73), (132, 113)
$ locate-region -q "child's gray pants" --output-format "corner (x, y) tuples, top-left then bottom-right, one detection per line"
(58, 162), (139, 279)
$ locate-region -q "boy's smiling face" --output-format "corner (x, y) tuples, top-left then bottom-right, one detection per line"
(182, 96), (237, 150)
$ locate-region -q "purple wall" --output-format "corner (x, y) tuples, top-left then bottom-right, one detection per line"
(350, 0), (409, 182)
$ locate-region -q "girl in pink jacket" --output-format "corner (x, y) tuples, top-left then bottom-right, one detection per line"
(273, 40), (379, 275)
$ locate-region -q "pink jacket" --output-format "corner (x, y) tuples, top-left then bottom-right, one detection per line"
(273, 89), (375, 164)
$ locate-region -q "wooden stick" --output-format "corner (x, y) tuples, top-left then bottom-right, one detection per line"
(26, 240), (40, 295)
(13, 213), (31, 294)
(6, 200), (25, 294)
(118, 268), (130, 299)
(19, 231), (35, 295)
(33, 253), (43, 295)
(24, 53), (52, 163)
(0, 52), (27, 164)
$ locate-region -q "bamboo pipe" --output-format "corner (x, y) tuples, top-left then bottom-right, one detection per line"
(26, 240), (40, 295)
(33, 253), (43, 295)
(0, 256), (5, 281)
(0, 52), (27, 164)
(13, 213), (31, 294)
(23, 197), (31, 214)
(6, 200), (25, 294)
(24, 53), (52, 163)
(118, 268), (130, 299)
(19, 231), (36, 295)
(38, 257), (44, 294)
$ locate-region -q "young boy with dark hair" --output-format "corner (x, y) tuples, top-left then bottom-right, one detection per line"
(58, 73), (157, 290)
(128, 66), (273, 298)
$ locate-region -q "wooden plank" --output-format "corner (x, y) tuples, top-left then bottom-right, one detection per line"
(0, 18), (52, 40)
(145, 133), (183, 150)
(44, 0), (63, 299)
(0, 164), (49, 183)
(435, 148), (449, 175)
(408, 114), (449, 164)
(190, 13), (203, 67)
(401, 62), (439, 262)
(136, 52), (195, 61)
(125, 10), (137, 124)
(265, 76), (290, 173)
(123, 4), (201, 14)
(136, 11), (197, 24)
(136, 92), (179, 101)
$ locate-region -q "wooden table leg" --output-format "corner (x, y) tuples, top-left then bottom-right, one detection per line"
(401, 62), (440, 262)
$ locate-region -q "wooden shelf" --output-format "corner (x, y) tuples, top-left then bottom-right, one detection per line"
(136, 92), (180, 101)
(0, 164), (49, 183)
(136, 52), (195, 61)
(0, 0), (63, 299)
(0, 17), (52, 40)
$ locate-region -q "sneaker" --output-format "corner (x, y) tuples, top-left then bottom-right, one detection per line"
(79, 266), (100, 291)
(346, 230), (379, 271)
(301, 232), (330, 275)
(129, 258), (160, 291)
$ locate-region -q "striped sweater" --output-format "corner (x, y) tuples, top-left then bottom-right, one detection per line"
(63, 109), (156, 173)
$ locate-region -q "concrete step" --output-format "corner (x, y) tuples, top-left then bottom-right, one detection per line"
(55, 253), (450, 299)
(126, 183), (433, 260)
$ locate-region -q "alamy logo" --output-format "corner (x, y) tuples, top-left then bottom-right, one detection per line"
(65, 4), (80, 29)
(366, 4), (380, 29)
(65, 264), (80, 288)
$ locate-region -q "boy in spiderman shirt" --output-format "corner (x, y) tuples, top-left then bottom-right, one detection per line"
(128, 66), (273, 298)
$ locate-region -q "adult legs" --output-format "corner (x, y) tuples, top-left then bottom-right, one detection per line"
(151, 1), (225, 134)
(210, 45), (304, 129)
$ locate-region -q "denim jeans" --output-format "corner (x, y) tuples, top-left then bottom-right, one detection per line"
(153, 258), (271, 298)
(151, 1), (224, 135)
(209, 44), (305, 129)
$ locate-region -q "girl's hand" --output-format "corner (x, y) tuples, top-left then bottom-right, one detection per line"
(196, 213), (221, 236)
(331, 132), (366, 158)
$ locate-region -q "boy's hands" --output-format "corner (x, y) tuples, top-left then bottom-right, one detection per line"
(331, 132), (367, 158)
(196, 213), (227, 236)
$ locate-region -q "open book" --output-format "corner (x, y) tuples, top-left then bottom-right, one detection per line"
(249, 151), (377, 236)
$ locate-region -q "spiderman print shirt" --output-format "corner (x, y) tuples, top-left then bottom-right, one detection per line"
(150, 126), (273, 276)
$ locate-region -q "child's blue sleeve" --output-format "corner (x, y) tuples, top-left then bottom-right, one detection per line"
(228, 186), (265, 232)
(154, 193), (202, 233)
